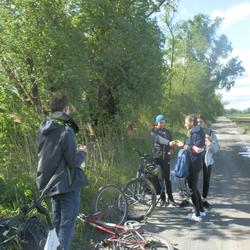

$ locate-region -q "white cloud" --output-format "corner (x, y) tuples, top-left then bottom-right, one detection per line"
(218, 47), (250, 110)
(211, 2), (250, 29)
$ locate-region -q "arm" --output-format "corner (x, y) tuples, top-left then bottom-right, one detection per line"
(151, 131), (170, 145)
(210, 131), (220, 153)
(61, 128), (86, 168)
(189, 131), (205, 154)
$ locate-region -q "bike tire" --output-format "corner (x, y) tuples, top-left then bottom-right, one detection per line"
(114, 232), (174, 250)
(122, 177), (157, 218)
(92, 184), (128, 225)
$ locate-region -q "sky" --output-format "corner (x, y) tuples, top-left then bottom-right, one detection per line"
(177, 0), (250, 110)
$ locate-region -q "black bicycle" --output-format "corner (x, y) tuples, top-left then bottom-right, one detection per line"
(0, 173), (63, 250)
(122, 148), (160, 219)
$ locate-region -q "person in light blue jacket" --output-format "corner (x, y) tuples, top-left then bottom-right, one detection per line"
(198, 114), (220, 209)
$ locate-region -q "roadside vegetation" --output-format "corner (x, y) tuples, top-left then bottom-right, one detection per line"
(226, 109), (250, 135)
(0, 0), (245, 246)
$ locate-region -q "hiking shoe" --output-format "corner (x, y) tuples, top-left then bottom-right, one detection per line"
(186, 213), (202, 222)
(202, 200), (210, 209)
(179, 200), (189, 207)
(200, 211), (206, 217)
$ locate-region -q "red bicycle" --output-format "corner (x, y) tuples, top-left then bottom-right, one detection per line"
(77, 184), (173, 249)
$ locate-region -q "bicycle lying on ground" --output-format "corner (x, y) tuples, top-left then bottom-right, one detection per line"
(122, 148), (166, 219)
(0, 173), (63, 250)
(77, 214), (174, 249)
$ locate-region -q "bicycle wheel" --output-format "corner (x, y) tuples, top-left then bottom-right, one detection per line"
(114, 232), (174, 250)
(141, 233), (174, 250)
(123, 177), (157, 218)
(92, 184), (128, 225)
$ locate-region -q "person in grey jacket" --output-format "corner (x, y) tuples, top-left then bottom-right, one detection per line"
(197, 114), (220, 208)
(37, 94), (88, 250)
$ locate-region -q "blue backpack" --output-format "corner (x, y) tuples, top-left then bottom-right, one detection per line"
(174, 149), (190, 178)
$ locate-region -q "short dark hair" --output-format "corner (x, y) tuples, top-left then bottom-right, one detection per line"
(197, 114), (206, 123)
(50, 94), (68, 113)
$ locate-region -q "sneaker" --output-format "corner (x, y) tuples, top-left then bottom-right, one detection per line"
(202, 200), (210, 209)
(186, 213), (202, 222)
(179, 200), (189, 207)
(167, 201), (177, 207)
(199, 211), (206, 217)
(160, 199), (166, 207)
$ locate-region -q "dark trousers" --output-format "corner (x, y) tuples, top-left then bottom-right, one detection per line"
(51, 190), (80, 250)
(155, 158), (174, 202)
(202, 161), (212, 199)
(188, 157), (204, 216)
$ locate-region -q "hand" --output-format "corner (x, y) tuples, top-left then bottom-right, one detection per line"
(183, 144), (189, 150)
(78, 144), (88, 153)
(169, 140), (178, 147)
(205, 134), (212, 142)
(176, 140), (184, 147)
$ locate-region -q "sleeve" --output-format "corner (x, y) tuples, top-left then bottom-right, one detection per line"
(61, 128), (85, 168)
(151, 131), (170, 145)
(190, 131), (205, 154)
(211, 131), (220, 153)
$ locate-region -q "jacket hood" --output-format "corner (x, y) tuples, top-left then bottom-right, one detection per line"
(51, 111), (79, 133)
(39, 111), (79, 135)
(191, 124), (202, 133)
(39, 119), (61, 135)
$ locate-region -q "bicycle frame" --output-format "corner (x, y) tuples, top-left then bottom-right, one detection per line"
(134, 148), (165, 203)
(77, 213), (148, 247)
(0, 171), (64, 249)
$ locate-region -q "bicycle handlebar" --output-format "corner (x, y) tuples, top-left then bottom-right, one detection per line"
(132, 148), (151, 159)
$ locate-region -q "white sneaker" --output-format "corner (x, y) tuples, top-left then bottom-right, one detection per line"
(200, 211), (206, 217)
(186, 213), (202, 222)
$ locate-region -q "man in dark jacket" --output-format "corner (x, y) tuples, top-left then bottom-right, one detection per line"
(37, 94), (88, 250)
(151, 114), (177, 206)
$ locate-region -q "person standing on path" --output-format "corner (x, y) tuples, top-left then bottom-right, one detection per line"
(151, 114), (178, 207)
(184, 114), (206, 222)
(36, 93), (89, 250)
(197, 114), (220, 209)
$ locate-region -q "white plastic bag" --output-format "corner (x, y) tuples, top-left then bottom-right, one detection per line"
(44, 228), (60, 250)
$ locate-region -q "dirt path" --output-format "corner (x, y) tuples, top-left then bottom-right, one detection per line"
(144, 116), (250, 250)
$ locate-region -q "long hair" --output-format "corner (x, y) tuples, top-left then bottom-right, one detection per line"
(186, 114), (198, 126)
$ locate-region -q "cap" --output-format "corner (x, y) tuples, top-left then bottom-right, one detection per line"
(155, 114), (167, 124)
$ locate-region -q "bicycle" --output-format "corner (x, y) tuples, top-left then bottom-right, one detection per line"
(77, 214), (174, 249)
(0, 172), (63, 250)
(91, 184), (128, 225)
(122, 148), (159, 219)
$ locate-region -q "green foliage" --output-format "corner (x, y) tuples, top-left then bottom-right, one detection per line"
(0, 1), (245, 246)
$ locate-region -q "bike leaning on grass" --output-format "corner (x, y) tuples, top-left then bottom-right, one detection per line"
(0, 172), (63, 250)
(122, 148), (158, 219)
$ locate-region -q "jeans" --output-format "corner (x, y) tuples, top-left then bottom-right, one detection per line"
(51, 190), (80, 250)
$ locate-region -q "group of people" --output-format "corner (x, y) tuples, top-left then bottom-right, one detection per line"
(36, 93), (219, 249)
(151, 113), (219, 222)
